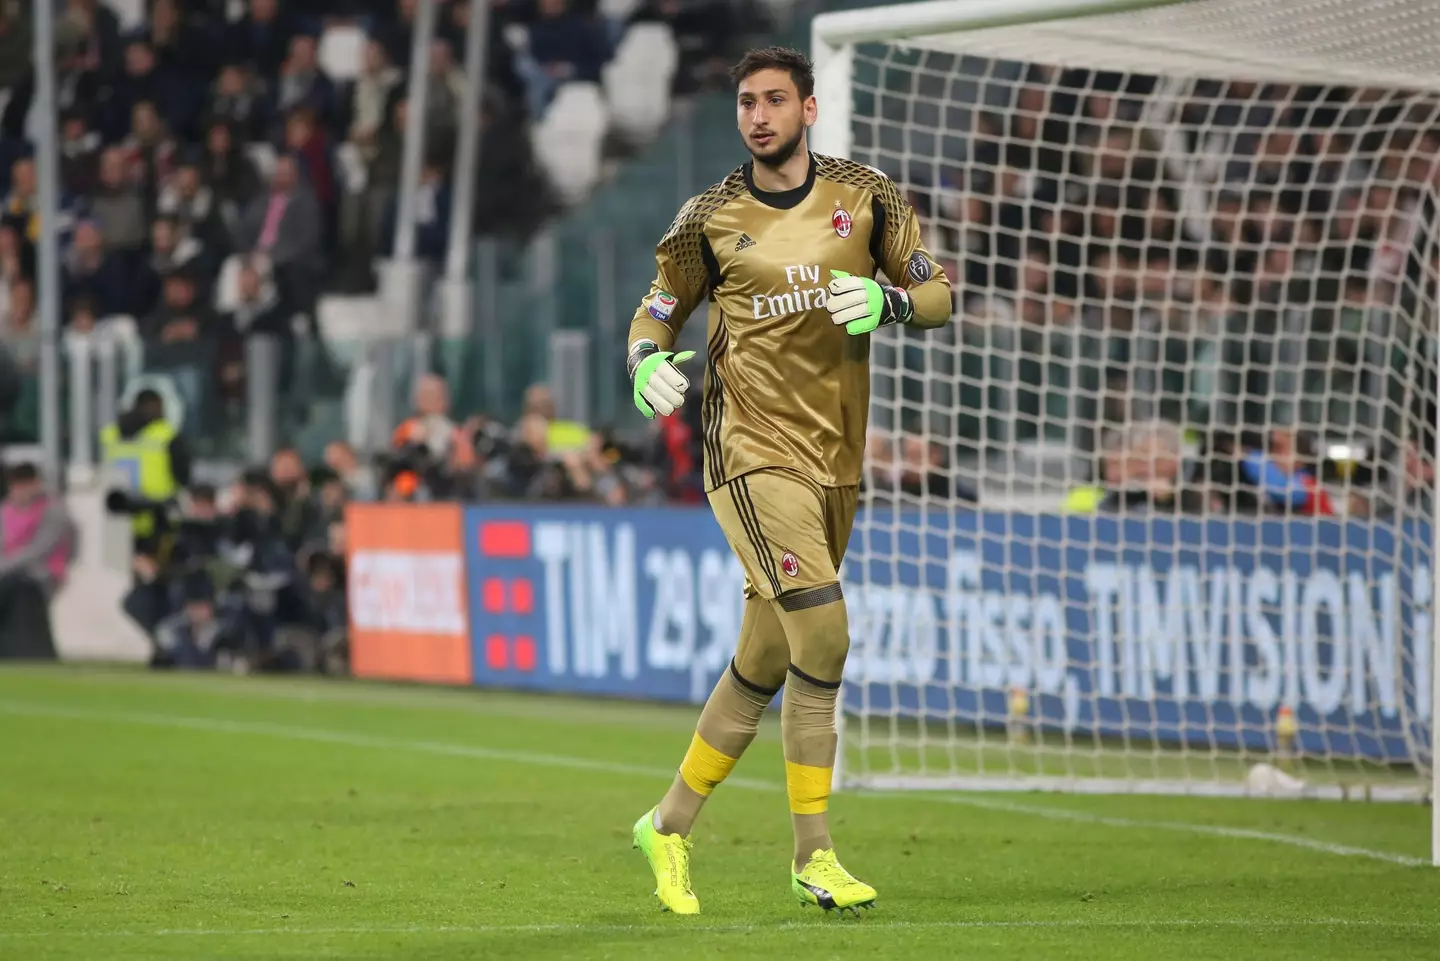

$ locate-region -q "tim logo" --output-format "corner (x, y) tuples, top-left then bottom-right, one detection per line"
(832, 208), (853, 238)
(648, 291), (677, 322)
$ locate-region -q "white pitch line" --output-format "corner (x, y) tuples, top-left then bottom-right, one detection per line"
(0, 701), (778, 792)
(2, 918), (1435, 940)
(920, 794), (1432, 868)
(0, 701), (1424, 867)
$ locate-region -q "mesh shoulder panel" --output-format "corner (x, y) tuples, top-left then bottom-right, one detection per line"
(814, 153), (910, 254)
(660, 168), (748, 292)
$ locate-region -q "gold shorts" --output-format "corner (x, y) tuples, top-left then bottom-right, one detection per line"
(707, 468), (858, 601)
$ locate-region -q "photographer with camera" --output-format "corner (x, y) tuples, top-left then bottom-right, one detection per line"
(100, 388), (190, 554)
(387, 374), (477, 500)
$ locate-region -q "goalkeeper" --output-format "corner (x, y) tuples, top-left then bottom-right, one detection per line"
(627, 46), (952, 915)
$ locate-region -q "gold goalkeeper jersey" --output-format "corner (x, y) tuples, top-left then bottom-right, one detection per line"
(628, 153), (953, 492)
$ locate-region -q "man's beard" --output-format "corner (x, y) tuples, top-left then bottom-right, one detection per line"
(750, 126), (805, 169)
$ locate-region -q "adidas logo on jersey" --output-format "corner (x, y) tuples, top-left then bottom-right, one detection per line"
(735, 233), (756, 251)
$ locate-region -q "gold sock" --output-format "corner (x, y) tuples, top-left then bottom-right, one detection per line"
(783, 666), (840, 868)
(655, 660), (776, 836)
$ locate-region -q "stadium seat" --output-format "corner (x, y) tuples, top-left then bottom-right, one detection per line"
(602, 25), (676, 146)
(609, 22), (679, 83)
(604, 68), (670, 146)
(532, 83), (610, 204)
(319, 25), (368, 82)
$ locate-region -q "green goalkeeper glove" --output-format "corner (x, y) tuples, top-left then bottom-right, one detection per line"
(628, 341), (695, 419)
(826, 269), (913, 335)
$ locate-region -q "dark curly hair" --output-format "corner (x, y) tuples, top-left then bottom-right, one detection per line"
(729, 46), (815, 100)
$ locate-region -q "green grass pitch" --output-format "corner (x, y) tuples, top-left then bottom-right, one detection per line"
(1, 665), (1436, 961)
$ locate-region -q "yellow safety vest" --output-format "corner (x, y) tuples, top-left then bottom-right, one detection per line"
(100, 419), (179, 536)
(546, 418), (592, 454)
(1063, 485), (1105, 514)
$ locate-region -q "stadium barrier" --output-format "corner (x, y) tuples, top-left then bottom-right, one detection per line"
(344, 503), (1431, 766)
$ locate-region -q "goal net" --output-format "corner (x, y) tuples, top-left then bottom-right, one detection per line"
(815, 0), (1438, 802)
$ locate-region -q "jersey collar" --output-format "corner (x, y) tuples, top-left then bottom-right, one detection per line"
(743, 152), (817, 210)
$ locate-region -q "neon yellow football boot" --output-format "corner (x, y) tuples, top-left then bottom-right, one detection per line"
(632, 807), (700, 915)
(792, 848), (877, 915)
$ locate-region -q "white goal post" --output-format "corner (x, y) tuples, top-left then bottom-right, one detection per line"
(812, 0), (1440, 860)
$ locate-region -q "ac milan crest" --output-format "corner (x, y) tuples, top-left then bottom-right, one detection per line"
(781, 551), (801, 577)
(832, 207), (853, 238)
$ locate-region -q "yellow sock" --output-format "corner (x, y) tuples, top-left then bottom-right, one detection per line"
(678, 733), (738, 797)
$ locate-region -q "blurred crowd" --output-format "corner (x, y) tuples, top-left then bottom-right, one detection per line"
(9, 16), (1440, 665)
(894, 62), (1440, 517)
(0, 0), (748, 447)
(98, 367), (703, 671)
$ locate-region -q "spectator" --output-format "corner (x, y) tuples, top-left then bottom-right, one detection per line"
(471, 90), (554, 238)
(121, 99), (178, 204)
(141, 269), (221, 425)
(270, 446), (321, 551)
(519, 381), (590, 453)
(100, 40), (177, 143)
(294, 545), (347, 673)
(323, 440), (378, 501)
(226, 0), (295, 80)
(863, 432), (969, 502)
(345, 39), (402, 164)
(1238, 427), (1337, 516)
(633, 0), (733, 94)
(1078, 421), (1205, 514)
(344, 93), (405, 287)
(2, 155), (38, 251)
(63, 220), (125, 318)
(0, 341), (21, 440)
(146, 0), (207, 137)
(441, 0), (524, 105)
(130, 216), (193, 318)
(152, 569), (243, 670)
(200, 119), (262, 224)
(422, 37), (467, 157)
(60, 0), (123, 87)
(67, 295), (98, 333)
(59, 109), (102, 197)
(0, 277), (38, 373)
(90, 146), (148, 258)
(0, 463), (72, 658)
(149, 214), (204, 277)
(382, 157), (450, 265)
(489, 411), (575, 500)
(522, 0), (610, 115)
(282, 107), (336, 220)
(391, 373), (475, 487)
(207, 63), (269, 145)
(376, 0), (419, 71)
(0, 224), (31, 313)
(237, 153), (323, 314)
(274, 34), (336, 129)
(559, 432), (634, 506)
(157, 153), (230, 259)
(224, 255), (289, 339)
